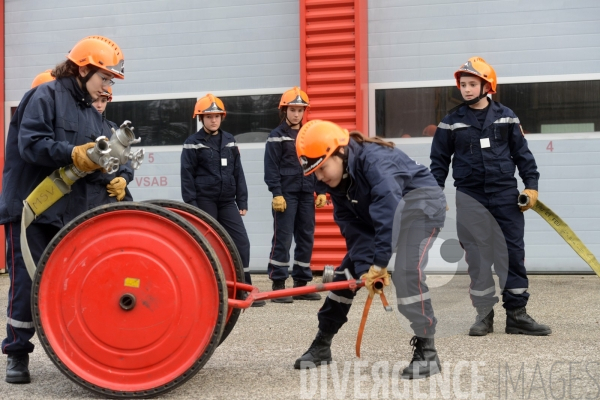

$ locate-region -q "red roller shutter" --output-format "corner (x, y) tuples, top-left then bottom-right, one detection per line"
(300, 0), (369, 271)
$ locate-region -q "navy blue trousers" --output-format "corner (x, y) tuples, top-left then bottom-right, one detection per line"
(318, 214), (442, 338)
(3, 222), (59, 355)
(267, 192), (315, 282)
(196, 199), (253, 284)
(456, 187), (529, 310)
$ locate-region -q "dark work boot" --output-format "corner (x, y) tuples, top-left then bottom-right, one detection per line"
(271, 280), (293, 303)
(292, 280), (322, 301)
(469, 306), (494, 336)
(6, 354), (30, 384)
(294, 330), (334, 369)
(401, 336), (441, 379)
(506, 307), (552, 336)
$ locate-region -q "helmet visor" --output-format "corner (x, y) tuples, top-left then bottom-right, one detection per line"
(299, 154), (326, 176)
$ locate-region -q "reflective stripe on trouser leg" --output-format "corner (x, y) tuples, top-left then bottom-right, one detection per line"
(318, 258), (357, 334)
(2, 222), (58, 354)
(456, 189), (500, 308)
(487, 188), (529, 309)
(267, 194), (299, 281)
(392, 222), (440, 337)
(291, 192), (315, 282)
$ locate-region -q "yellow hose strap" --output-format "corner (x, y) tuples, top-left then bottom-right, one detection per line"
(532, 200), (600, 278)
(25, 176), (65, 216)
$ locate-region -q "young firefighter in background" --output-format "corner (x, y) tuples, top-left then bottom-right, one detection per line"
(294, 120), (446, 379)
(264, 87), (327, 303)
(180, 94), (266, 307)
(86, 86), (134, 205)
(429, 57), (551, 336)
(0, 36), (125, 383)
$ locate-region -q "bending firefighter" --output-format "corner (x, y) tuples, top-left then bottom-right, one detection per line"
(429, 57), (551, 336)
(264, 87), (327, 303)
(0, 36), (125, 383)
(180, 94), (266, 307)
(294, 120), (446, 379)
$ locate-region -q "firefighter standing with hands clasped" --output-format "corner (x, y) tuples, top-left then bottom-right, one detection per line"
(429, 57), (551, 337)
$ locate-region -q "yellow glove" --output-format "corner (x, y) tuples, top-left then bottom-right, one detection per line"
(519, 189), (538, 212)
(315, 194), (327, 208)
(107, 177), (127, 201)
(361, 265), (391, 297)
(272, 196), (286, 212)
(72, 142), (102, 172)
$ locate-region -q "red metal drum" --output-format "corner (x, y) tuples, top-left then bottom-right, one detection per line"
(144, 200), (244, 345)
(32, 203), (227, 398)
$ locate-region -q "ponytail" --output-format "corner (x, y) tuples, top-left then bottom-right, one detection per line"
(349, 131), (395, 148)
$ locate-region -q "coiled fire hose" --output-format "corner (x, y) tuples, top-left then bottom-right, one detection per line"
(20, 121), (144, 280)
(519, 194), (600, 278)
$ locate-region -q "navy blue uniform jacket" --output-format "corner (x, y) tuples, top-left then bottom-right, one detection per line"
(329, 140), (445, 277)
(180, 129), (248, 210)
(264, 122), (326, 196)
(0, 77), (105, 227)
(430, 100), (539, 193)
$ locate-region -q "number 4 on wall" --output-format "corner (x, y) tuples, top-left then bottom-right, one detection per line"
(546, 141), (554, 152)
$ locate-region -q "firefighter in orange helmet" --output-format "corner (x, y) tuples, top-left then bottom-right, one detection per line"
(87, 86), (134, 205)
(181, 94), (265, 307)
(263, 87), (326, 302)
(30, 69), (55, 88)
(0, 36), (124, 383)
(430, 57), (549, 337)
(294, 120), (446, 379)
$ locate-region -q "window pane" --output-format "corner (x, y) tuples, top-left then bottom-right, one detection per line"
(105, 99), (197, 146)
(376, 80), (600, 138)
(219, 94), (281, 142)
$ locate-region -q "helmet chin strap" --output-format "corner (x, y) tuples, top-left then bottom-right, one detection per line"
(463, 85), (488, 106)
(203, 126), (219, 135)
(286, 116), (301, 129)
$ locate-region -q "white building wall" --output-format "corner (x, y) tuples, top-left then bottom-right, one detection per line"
(130, 134), (600, 273)
(368, 0), (600, 83)
(4, 0), (301, 101)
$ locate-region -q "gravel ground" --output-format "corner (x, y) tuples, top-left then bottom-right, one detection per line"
(0, 273), (598, 400)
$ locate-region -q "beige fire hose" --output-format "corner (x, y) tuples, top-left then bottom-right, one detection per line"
(519, 194), (600, 278)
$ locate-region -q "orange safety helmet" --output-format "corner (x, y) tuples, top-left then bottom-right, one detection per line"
(67, 36), (125, 79)
(31, 69), (55, 88)
(454, 56), (497, 94)
(193, 94), (226, 119)
(279, 86), (310, 109)
(100, 86), (113, 102)
(296, 120), (349, 176)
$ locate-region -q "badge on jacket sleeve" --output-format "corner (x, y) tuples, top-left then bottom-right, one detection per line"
(480, 138), (490, 148)
(221, 158), (227, 166)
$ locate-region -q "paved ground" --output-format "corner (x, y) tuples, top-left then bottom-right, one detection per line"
(0, 273), (598, 400)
